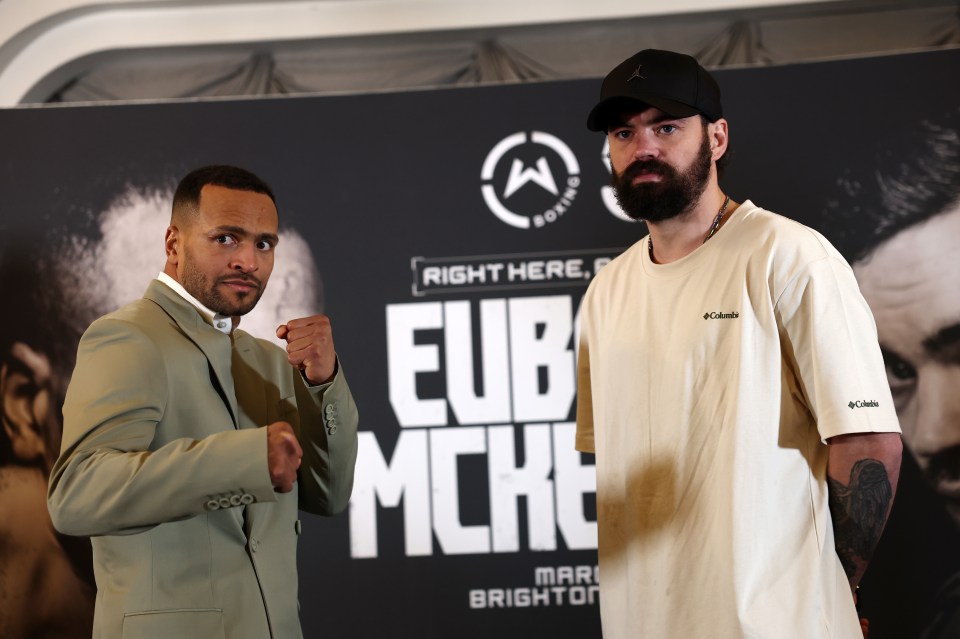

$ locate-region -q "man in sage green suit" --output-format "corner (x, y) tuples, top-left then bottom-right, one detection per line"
(47, 165), (358, 639)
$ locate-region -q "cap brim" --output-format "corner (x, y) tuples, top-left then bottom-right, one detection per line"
(586, 96), (701, 131)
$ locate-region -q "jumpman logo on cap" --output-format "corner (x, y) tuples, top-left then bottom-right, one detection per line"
(627, 65), (646, 81)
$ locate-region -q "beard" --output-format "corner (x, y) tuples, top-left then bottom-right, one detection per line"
(181, 261), (264, 317)
(611, 131), (713, 223)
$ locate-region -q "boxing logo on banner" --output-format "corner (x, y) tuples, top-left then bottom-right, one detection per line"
(479, 131), (640, 228)
(480, 131), (581, 229)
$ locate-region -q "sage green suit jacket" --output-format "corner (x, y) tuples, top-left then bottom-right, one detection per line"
(48, 280), (359, 639)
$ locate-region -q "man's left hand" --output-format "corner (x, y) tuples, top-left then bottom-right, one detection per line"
(277, 315), (337, 385)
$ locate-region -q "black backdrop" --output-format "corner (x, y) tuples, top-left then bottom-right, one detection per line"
(1, 47), (957, 638)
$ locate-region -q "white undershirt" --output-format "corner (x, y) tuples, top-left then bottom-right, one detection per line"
(156, 272), (236, 335)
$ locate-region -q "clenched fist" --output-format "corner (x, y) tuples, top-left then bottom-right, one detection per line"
(276, 314), (337, 385)
(267, 421), (302, 493)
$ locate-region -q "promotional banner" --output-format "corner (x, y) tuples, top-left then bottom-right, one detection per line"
(0, 48), (956, 638)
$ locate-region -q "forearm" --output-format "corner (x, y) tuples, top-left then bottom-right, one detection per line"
(826, 432), (902, 590)
(296, 364), (359, 515)
(48, 427), (276, 536)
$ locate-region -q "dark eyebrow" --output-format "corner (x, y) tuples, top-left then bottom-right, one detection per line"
(879, 345), (904, 364)
(924, 322), (960, 362)
(212, 225), (279, 246)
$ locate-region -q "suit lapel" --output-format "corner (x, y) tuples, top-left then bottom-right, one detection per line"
(230, 332), (264, 430)
(143, 280), (240, 428)
(231, 330), (278, 541)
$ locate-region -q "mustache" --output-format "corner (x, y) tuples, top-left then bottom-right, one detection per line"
(217, 274), (262, 289)
(620, 159), (673, 181)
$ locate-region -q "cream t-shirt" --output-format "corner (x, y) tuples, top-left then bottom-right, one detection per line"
(576, 201), (900, 638)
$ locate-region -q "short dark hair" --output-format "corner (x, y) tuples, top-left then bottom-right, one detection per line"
(172, 165), (276, 223)
(826, 110), (960, 261)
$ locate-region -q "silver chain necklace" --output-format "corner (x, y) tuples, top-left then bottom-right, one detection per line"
(648, 195), (731, 259)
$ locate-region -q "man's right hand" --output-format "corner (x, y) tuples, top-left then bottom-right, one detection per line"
(267, 422), (302, 493)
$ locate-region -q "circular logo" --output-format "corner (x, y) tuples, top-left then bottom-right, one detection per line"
(480, 131), (580, 230)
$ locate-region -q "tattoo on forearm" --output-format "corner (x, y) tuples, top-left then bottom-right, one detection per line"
(828, 458), (893, 580)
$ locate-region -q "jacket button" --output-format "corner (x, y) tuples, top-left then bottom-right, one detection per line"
(240, 494), (255, 505)
(327, 425), (338, 435)
(229, 494), (243, 507)
(218, 497), (231, 509)
(205, 499), (220, 511)
(250, 538), (260, 552)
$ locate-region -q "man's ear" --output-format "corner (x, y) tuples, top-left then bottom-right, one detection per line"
(165, 225), (180, 265)
(1, 341), (55, 467)
(708, 118), (729, 161)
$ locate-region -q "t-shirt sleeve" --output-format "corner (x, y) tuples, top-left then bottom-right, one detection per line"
(775, 255), (901, 441)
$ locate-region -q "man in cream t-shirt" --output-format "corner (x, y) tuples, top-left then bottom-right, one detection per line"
(576, 49), (903, 638)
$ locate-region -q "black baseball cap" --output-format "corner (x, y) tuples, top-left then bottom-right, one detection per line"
(586, 49), (722, 131)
